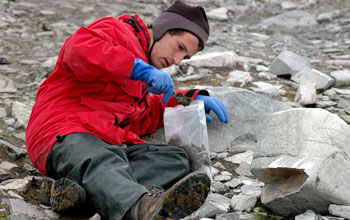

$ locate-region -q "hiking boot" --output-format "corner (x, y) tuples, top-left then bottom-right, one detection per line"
(50, 178), (86, 213)
(135, 171), (211, 220)
(39, 177), (54, 206)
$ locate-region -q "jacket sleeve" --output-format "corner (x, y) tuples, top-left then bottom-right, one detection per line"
(61, 17), (135, 86)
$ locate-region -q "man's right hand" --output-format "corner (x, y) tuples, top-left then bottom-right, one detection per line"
(131, 58), (175, 104)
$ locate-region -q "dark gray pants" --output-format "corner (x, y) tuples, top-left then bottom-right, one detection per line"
(46, 132), (190, 220)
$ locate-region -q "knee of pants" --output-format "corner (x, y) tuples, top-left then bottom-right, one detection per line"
(46, 133), (130, 181)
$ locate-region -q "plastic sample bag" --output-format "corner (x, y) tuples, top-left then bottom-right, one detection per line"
(164, 100), (212, 180)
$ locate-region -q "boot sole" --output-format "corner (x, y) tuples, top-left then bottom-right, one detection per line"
(50, 178), (86, 213)
(39, 177), (54, 205)
(153, 172), (211, 220)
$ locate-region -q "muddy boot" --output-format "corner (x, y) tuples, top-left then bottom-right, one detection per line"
(50, 178), (86, 213)
(129, 171), (211, 220)
(39, 177), (54, 205)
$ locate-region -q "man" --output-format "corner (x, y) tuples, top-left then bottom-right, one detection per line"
(26, 0), (229, 219)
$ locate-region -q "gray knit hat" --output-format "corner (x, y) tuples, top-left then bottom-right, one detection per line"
(152, 0), (209, 49)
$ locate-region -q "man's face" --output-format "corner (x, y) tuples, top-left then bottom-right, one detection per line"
(150, 31), (199, 69)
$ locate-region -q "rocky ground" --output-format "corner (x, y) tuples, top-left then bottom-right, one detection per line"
(0, 0), (350, 219)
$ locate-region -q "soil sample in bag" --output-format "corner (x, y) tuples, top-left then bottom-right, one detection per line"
(164, 100), (212, 180)
(174, 92), (192, 106)
(168, 133), (210, 175)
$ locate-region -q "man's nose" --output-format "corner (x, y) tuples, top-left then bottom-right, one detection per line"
(173, 53), (185, 65)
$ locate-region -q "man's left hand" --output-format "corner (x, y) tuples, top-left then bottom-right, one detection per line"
(196, 95), (229, 123)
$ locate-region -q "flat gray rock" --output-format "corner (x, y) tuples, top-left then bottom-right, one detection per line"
(329, 204), (350, 219)
(145, 87), (291, 153)
(258, 10), (317, 29)
(270, 51), (311, 76)
(203, 87), (291, 152)
(251, 108), (350, 216)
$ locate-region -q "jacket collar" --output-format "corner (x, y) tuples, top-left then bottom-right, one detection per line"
(119, 14), (150, 55)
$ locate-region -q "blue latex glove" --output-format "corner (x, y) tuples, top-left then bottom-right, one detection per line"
(131, 58), (175, 104)
(196, 95), (229, 123)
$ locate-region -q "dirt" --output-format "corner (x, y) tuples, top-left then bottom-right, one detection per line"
(173, 92), (193, 106)
(158, 174), (210, 220)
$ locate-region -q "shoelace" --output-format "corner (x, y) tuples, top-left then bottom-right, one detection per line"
(148, 185), (165, 197)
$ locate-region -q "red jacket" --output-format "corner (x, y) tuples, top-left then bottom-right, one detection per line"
(26, 15), (205, 176)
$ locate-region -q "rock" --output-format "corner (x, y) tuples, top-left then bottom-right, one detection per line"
(214, 175), (231, 182)
(270, 51), (311, 76)
(281, 1), (297, 10)
(256, 65), (270, 72)
(210, 152), (218, 160)
(0, 176), (33, 192)
(18, 60), (40, 65)
(250, 81), (286, 96)
(225, 150), (254, 164)
(316, 101), (337, 108)
(330, 70), (350, 87)
(5, 199), (48, 219)
(258, 10), (317, 29)
(215, 213), (240, 220)
(221, 171), (232, 176)
(231, 194), (257, 212)
(181, 51), (236, 68)
(199, 87), (290, 152)
(226, 70), (253, 87)
(7, 191), (23, 199)
(40, 10), (56, 16)
(216, 212), (258, 220)
(216, 152), (228, 159)
(213, 162), (226, 169)
(326, 60), (350, 67)
(235, 55), (264, 66)
(329, 204), (350, 220)
(185, 193), (231, 219)
(0, 55), (10, 64)
(295, 210), (318, 220)
(161, 65), (180, 76)
(11, 101), (32, 129)
(206, 8), (229, 21)
(258, 72), (277, 80)
(317, 10), (341, 23)
(294, 81), (317, 106)
(7, 214), (29, 220)
(235, 161), (253, 177)
(41, 56), (57, 70)
(323, 88), (337, 97)
(251, 108), (350, 216)
(210, 181), (227, 193)
(241, 183), (263, 197)
(0, 161), (18, 182)
(291, 67), (335, 91)
(147, 87), (291, 153)
(0, 76), (17, 93)
(337, 96), (350, 114)
(0, 108), (6, 118)
(0, 138), (26, 160)
(224, 178), (241, 189)
(0, 66), (19, 74)
(319, 216), (345, 220)
(339, 114), (350, 124)
(89, 213), (102, 220)
(175, 71), (210, 82)
(334, 88), (350, 96)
